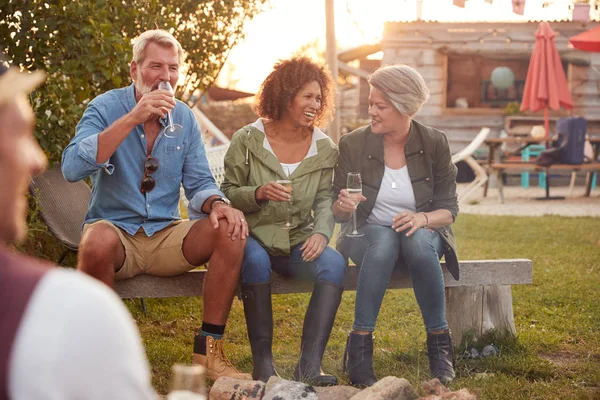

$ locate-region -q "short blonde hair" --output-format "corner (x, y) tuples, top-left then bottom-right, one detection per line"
(368, 65), (429, 116)
(132, 30), (185, 66)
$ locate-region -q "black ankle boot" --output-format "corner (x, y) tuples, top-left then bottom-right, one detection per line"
(242, 282), (279, 382)
(343, 332), (377, 387)
(426, 330), (456, 385)
(293, 281), (343, 387)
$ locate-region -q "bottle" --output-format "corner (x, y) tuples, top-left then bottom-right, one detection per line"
(167, 364), (207, 400)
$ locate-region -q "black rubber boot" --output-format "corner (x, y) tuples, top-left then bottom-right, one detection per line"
(343, 332), (377, 387)
(426, 330), (456, 385)
(241, 282), (279, 382)
(293, 281), (343, 387)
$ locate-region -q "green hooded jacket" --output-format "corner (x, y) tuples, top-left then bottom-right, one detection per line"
(221, 121), (338, 256)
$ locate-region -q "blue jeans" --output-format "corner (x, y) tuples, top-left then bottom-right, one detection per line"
(241, 236), (346, 286)
(340, 224), (447, 333)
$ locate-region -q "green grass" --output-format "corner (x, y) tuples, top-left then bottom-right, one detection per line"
(23, 213), (600, 398)
(123, 214), (600, 398)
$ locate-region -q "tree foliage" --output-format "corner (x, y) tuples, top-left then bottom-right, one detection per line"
(0, 0), (268, 161)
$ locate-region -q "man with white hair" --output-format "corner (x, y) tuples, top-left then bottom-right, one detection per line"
(62, 29), (250, 380)
(0, 57), (156, 399)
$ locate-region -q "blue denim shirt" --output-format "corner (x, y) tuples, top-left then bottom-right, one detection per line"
(62, 84), (223, 236)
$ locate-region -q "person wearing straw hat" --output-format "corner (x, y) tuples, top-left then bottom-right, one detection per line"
(0, 58), (157, 399)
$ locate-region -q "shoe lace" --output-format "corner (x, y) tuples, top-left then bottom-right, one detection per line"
(213, 339), (240, 371)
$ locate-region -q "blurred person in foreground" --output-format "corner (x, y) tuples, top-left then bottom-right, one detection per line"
(0, 58), (157, 399)
(221, 57), (345, 386)
(61, 29), (250, 380)
(332, 65), (459, 386)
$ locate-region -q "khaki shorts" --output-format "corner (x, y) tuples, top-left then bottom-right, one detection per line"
(82, 219), (199, 280)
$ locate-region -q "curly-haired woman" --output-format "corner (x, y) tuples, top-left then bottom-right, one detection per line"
(221, 56), (345, 386)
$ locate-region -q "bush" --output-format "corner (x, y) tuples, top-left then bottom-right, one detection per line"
(0, 0), (267, 162)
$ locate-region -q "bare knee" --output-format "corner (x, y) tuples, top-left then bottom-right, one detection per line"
(214, 220), (246, 252)
(78, 224), (125, 275)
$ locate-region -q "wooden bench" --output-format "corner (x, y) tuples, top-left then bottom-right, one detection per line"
(115, 259), (533, 345)
(30, 166), (534, 344)
(489, 162), (600, 202)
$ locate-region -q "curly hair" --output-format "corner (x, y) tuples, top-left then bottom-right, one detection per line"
(255, 56), (334, 127)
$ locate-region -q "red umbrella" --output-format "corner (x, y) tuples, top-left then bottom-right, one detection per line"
(520, 22), (573, 138)
(569, 25), (600, 53)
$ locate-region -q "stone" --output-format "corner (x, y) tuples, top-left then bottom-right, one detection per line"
(349, 376), (417, 400)
(421, 379), (449, 396)
(419, 379), (476, 400)
(314, 385), (361, 400)
(263, 376), (318, 400)
(208, 376), (265, 400)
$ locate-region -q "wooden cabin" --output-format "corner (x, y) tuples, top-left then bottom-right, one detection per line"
(352, 21), (600, 152)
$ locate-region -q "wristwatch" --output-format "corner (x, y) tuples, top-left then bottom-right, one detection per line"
(209, 196), (231, 211)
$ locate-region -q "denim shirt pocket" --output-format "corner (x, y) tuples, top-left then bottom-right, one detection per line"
(163, 144), (185, 178)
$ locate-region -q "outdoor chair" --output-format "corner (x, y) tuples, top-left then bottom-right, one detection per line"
(521, 144), (547, 189)
(180, 143), (230, 209)
(451, 127), (491, 204)
(29, 164), (91, 264)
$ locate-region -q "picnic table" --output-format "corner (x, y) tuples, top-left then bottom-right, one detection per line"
(482, 136), (600, 201)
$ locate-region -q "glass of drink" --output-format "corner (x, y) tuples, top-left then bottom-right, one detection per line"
(167, 364), (206, 400)
(346, 172), (364, 238)
(158, 81), (183, 139)
(276, 177), (296, 229)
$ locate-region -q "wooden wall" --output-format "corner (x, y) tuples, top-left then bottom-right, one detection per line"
(380, 21), (600, 152)
(570, 53), (600, 119)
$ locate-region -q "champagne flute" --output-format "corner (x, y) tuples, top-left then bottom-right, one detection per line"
(276, 166), (296, 229)
(158, 81), (183, 139)
(167, 364), (206, 400)
(346, 172), (364, 238)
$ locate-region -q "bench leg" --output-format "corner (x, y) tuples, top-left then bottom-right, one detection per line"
(57, 249), (71, 266)
(140, 298), (147, 315)
(445, 285), (516, 346)
(495, 170), (505, 204)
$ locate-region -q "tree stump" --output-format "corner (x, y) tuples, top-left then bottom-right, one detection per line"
(445, 284), (516, 346)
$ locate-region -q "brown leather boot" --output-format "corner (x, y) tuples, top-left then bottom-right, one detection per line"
(192, 336), (252, 381)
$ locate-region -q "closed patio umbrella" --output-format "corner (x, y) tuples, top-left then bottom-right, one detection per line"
(520, 22), (573, 138)
(569, 25), (600, 53)
(520, 22), (573, 200)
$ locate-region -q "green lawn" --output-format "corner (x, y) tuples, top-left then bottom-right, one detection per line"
(121, 214), (600, 399)
(26, 213), (599, 398)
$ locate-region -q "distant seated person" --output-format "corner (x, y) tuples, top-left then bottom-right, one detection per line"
(61, 30), (250, 381)
(332, 65), (459, 386)
(0, 58), (156, 399)
(221, 56), (346, 386)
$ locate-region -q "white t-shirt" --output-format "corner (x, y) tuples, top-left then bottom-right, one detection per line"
(8, 269), (156, 400)
(367, 165), (416, 226)
(252, 118), (323, 175)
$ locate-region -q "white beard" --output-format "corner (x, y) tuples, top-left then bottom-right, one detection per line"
(134, 70), (153, 95)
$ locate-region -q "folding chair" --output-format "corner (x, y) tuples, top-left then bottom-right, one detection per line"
(451, 128), (491, 204)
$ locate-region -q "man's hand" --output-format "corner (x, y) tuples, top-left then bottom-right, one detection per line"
(209, 202), (249, 240)
(299, 233), (328, 262)
(128, 89), (176, 126)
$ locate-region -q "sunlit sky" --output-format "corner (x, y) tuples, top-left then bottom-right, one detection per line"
(216, 0), (574, 93)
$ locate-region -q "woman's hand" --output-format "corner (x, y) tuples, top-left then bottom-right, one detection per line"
(334, 188), (367, 213)
(299, 233), (328, 262)
(255, 181), (292, 202)
(392, 211), (428, 237)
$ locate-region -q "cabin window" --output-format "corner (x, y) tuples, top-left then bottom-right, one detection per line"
(444, 53), (532, 111)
